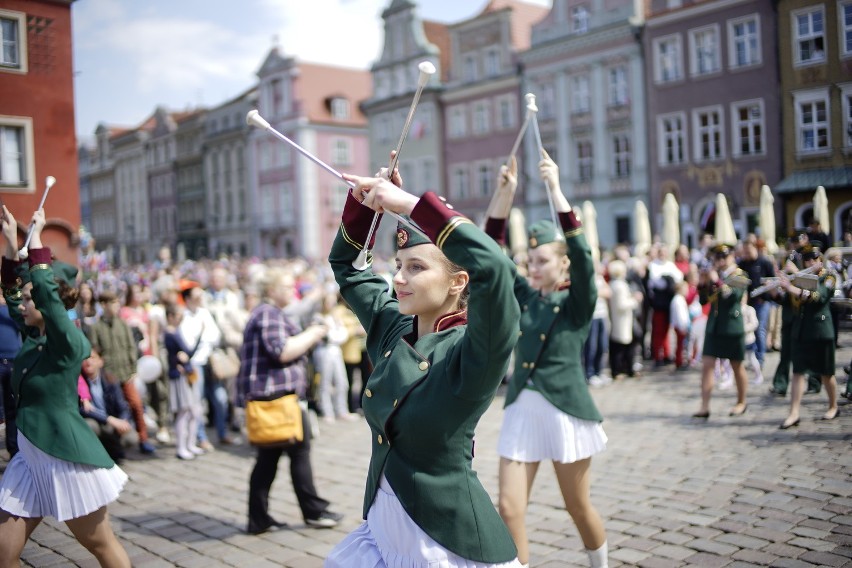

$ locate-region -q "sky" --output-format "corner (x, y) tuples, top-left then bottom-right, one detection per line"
(72, 0), (551, 141)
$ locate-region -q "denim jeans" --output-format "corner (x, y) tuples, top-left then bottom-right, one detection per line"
(583, 318), (609, 378)
(753, 300), (771, 366)
(201, 365), (229, 441)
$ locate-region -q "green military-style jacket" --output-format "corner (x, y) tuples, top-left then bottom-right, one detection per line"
(1, 249), (114, 468)
(699, 267), (747, 337)
(329, 191), (519, 563)
(486, 212), (602, 422)
(789, 269), (836, 341)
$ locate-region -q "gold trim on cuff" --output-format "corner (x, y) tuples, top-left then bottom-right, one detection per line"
(436, 217), (473, 249)
(30, 263), (50, 272)
(564, 227), (584, 239)
(340, 224), (364, 251)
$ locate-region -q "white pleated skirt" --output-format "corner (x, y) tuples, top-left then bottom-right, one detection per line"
(498, 388), (607, 464)
(0, 433), (128, 522)
(326, 475), (521, 568)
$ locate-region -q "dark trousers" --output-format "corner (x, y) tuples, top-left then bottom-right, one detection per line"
(772, 324), (822, 395)
(609, 340), (634, 377)
(651, 310), (671, 363)
(247, 409), (329, 532)
(1, 358), (17, 456)
(345, 355), (372, 413)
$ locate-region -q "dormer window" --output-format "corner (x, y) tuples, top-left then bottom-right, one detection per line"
(330, 97), (350, 119)
(572, 5), (590, 34)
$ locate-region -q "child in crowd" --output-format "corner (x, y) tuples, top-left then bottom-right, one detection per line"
(670, 281), (691, 371)
(163, 303), (204, 460)
(742, 301), (763, 385)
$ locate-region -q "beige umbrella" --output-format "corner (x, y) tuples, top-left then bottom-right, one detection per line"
(814, 185), (830, 236)
(715, 193), (737, 246)
(634, 200), (652, 258)
(582, 201), (600, 265)
(758, 185), (778, 254)
(662, 193), (680, 256)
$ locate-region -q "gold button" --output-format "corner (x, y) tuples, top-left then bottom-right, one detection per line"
(530, 362), (535, 369)
(393, 399), (398, 407)
(22, 368), (27, 373)
(522, 362), (529, 369)
(37, 345), (43, 351)
(365, 389), (373, 398)
(522, 305), (528, 311)
(384, 350), (391, 358)
(377, 435), (383, 445)
(446, 204), (454, 210)
(418, 361), (429, 371)
(518, 330), (523, 336)
(553, 306), (560, 313)
(540, 334), (546, 341)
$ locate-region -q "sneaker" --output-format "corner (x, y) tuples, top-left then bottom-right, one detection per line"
(198, 440), (215, 452)
(718, 379), (734, 391)
(751, 375), (764, 385)
(176, 449), (195, 460)
(589, 375), (612, 388)
(188, 445), (205, 455)
(219, 435), (242, 446)
(139, 441), (157, 455)
(338, 413), (359, 422)
(156, 428), (172, 444)
(306, 510), (343, 529)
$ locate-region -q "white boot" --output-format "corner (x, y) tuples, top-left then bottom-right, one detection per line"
(586, 541), (608, 568)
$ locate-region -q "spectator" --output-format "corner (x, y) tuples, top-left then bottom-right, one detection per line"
(163, 303), (204, 460)
(336, 297), (370, 413)
(647, 245), (683, 368)
(670, 281), (691, 371)
(79, 347), (137, 463)
(88, 290), (156, 455)
(608, 260), (639, 379)
(0, 293), (22, 457)
(738, 236), (776, 370)
(312, 292), (356, 422)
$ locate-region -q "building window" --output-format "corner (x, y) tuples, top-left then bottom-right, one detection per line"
(330, 98), (350, 119)
(842, 85), (852, 148)
(477, 163), (492, 197)
(464, 55), (477, 82)
(841, 1), (852, 57)
(689, 25), (720, 76)
(731, 100), (764, 156)
(0, 116), (34, 189)
(794, 7), (825, 65)
(421, 157), (436, 191)
(538, 82), (556, 118)
(0, 11), (25, 72)
(572, 6), (590, 33)
(694, 107), (724, 161)
(332, 138), (352, 166)
(577, 141), (593, 182)
(658, 112), (686, 166)
(377, 115), (391, 144)
(485, 48), (500, 77)
(449, 105), (467, 138)
(497, 96), (515, 130)
(473, 101), (490, 135)
(270, 78), (288, 116)
(654, 35), (683, 83)
(573, 75), (591, 113)
(608, 66), (628, 107)
(794, 90), (830, 153)
(613, 134), (631, 178)
(616, 215), (630, 243)
(728, 15), (761, 68)
(452, 166), (470, 200)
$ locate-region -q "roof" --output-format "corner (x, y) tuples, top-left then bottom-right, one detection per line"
(479, 0), (550, 51)
(423, 20), (451, 82)
(296, 63), (371, 125)
(775, 167), (852, 194)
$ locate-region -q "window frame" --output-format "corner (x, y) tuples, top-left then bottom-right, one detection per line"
(658, 111), (687, 166)
(0, 9), (27, 74)
(0, 115), (35, 192)
(653, 34), (683, 84)
(728, 14), (762, 69)
(576, 140), (594, 182)
(612, 133), (632, 178)
(689, 24), (721, 76)
(793, 88), (830, 155)
(839, 0), (852, 58)
(730, 98), (765, 157)
(840, 83), (852, 150)
(608, 66), (628, 107)
(692, 105), (725, 162)
(573, 74), (591, 114)
(572, 5), (590, 33)
(792, 6), (826, 67)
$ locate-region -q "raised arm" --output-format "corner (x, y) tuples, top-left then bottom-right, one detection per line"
(1, 205), (25, 331)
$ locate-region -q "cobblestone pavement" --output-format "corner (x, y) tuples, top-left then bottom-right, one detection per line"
(3, 345), (851, 567)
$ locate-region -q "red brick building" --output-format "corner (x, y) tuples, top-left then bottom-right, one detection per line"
(0, 0), (79, 263)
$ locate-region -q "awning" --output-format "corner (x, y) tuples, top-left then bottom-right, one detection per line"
(774, 167), (852, 194)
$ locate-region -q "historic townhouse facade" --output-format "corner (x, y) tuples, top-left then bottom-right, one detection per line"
(248, 47), (371, 260)
(202, 88), (255, 259)
(174, 109), (208, 260)
(147, 108), (182, 260)
(361, 0), (448, 257)
(442, 0), (549, 224)
(0, 0), (80, 261)
(521, 0), (648, 247)
(87, 125), (119, 257)
(775, 0), (852, 240)
(643, 0), (781, 246)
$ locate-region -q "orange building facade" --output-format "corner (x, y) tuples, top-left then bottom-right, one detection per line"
(0, 0), (79, 263)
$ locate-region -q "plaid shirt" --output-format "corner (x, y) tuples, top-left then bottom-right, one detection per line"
(236, 302), (307, 407)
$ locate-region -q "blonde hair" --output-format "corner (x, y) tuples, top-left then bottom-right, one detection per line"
(608, 259), (626, 280)
(260, 267), (292, 299)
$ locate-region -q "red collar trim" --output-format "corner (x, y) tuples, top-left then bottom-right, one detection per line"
(434, 309), (467, 332)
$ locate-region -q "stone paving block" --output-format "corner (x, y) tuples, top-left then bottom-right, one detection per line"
(687, 538), (740, 556)
(798, 550), (850, 566)
(768, 557), (819, 567)
(653, 543), (696, 561)
(637, 558), (684, 568)
(788, 536), (837, 552)
(610, 547), (652, 564)
(732, 547), (780, 565)
(684, 526), (725, 539)
(715, 532), (771, 550)
(683, 551), (733, 567)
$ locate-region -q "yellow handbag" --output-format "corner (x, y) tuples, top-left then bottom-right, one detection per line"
(246, 393), (304, 446)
